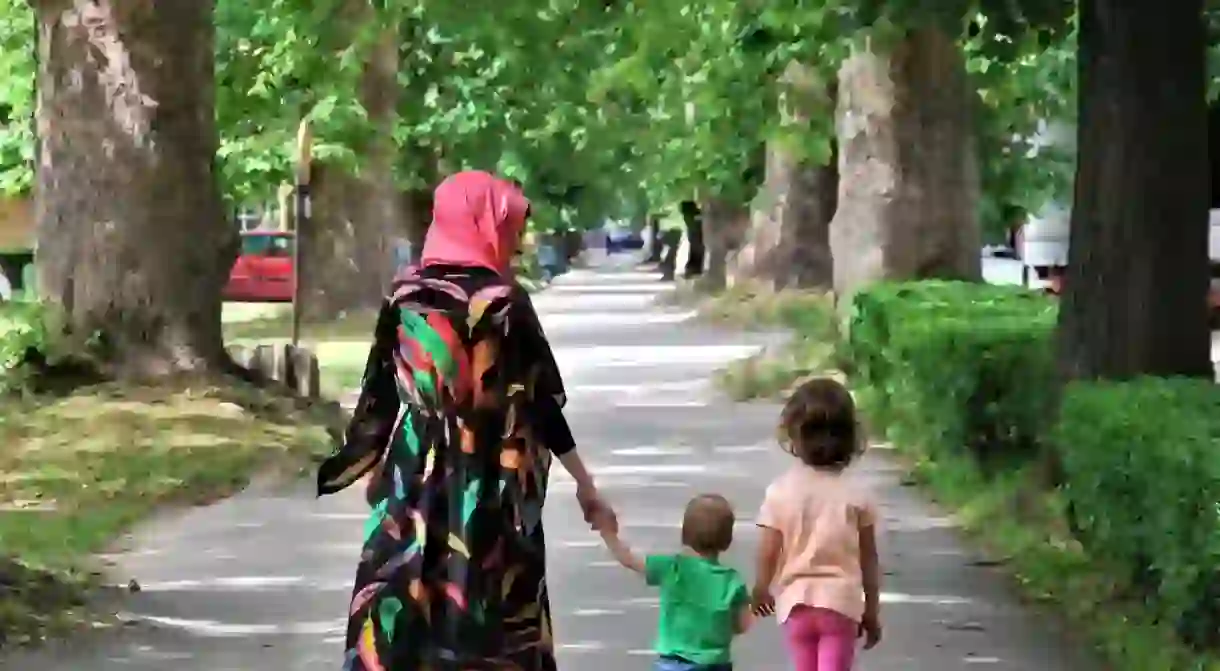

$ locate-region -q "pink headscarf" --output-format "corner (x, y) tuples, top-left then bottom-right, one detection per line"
(419, 171), (530, 274)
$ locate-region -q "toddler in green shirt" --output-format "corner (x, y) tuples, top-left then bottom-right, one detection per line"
(600, 493), (755, 671)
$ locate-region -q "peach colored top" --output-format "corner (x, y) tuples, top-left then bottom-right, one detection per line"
(757, 464), (878, 623)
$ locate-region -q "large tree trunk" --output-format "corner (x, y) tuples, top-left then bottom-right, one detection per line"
(299, 21), (399, 320)
(645, 214), (663, 263)
(699, 197), (750, 290)
(34, 0), (235, 377)
(299, 164), (365, 321)
(353, 26), (401, 287)
(681, 201), (705, 278)
(829, 29), (981, 303)
(732, 63), (837, 290)
(1056, 0), (1212, 380)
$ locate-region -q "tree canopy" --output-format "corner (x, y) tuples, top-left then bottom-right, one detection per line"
(0, 0), (1213, 236)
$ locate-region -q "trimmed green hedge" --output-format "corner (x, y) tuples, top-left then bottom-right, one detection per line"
(845, 281), (1057, 468)
(1057, 378), (1220, 650)
(845, 279), (1220, 660)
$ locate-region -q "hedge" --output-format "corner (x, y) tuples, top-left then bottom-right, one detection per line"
(845, 281), (1057, 468)
(1056, 378), (1220, 651)
(0, 299), (53, 394)
(844, 279), (1220, 660)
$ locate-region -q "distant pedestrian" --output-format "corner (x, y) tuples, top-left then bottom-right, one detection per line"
(598, 494), (755, 670)
(751, 378), (882, 671)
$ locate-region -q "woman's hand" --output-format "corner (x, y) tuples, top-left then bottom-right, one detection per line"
(557, 451), (617, 532)
(577, 483), (617, 533)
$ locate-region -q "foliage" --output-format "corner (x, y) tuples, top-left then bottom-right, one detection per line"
(0, 300), (54, 394)
(0, 0), (1213, 240)
(0, 0), (34, 197)
(699, 283), (838, 399)
(966, 12), (1077, 239)
(845, 281), (1057, 468)
(1056, 378), (1220, 653)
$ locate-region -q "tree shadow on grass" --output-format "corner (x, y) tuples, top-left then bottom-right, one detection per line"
(0, 374), (346, 651)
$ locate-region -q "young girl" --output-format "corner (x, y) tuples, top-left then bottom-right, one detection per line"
(600, 493), (753, 671)
(752, 378), (882, 671)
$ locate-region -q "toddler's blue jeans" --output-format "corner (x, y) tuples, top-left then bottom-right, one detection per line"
(653, 655), (733, 671)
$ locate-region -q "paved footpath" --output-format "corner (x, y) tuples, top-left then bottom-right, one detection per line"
(5, 257), (1104, 670)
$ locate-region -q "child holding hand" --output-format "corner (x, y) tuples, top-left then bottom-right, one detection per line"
(752, 378), (882, 671)
(600, 494), (753, 671)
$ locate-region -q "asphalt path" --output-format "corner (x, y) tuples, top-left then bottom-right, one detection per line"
(5, 256), (1107, 669)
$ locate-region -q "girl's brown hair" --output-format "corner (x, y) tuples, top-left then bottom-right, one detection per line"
(779, 377), (862, 470)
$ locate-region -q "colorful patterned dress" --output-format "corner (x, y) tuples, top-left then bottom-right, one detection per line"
(317, 265), (574, 670)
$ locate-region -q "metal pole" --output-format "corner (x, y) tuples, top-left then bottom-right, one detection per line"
(291, 120), (312, 349)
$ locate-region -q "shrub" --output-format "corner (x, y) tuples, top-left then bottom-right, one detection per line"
(1056, 378), (1220, 651)
(0, 299), (55, 394)
(845, 281), (1057, 467)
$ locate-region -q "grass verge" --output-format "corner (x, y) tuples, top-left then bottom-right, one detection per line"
(223, 307), (377, 343)
(689, 283), (839, 400)
(0, 378), (343, 648)
(884, 424), (1220, 670)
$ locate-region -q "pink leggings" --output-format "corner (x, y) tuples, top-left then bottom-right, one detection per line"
(783, 606), (858, 671)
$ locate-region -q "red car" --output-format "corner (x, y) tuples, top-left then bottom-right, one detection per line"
(224, 231), (295, 302)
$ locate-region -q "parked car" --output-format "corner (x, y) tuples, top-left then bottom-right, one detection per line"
(605, 223), (644, 253)
(224, 231), (294, 302)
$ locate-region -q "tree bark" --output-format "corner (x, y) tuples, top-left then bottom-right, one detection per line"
(400, 148), (440, 261)
(700, 197), (749, 290)
(33, 0), (235, 377)
(1056, 0), (1212, 380)
(353, 26), (401, 286)
(299, 18), (400, 320)
(732, 63), (837, 290)
(829, 29), (981, 303)
(299, 163), (364, 321)
(680, 200), (705, 278)
(645, 214), (663, 263)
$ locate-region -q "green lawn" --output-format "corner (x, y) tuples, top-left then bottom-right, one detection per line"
(0, 380), (342, 646)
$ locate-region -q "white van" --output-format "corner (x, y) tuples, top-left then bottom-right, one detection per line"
(1018, 206), (1220, 318)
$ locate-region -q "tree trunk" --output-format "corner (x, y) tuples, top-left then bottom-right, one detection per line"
(1056, 0), (1212, 380)
(645, 215), (663, 263)
(784, 149), (837, 289)
(299, 20), (400, 320)
(33, 0), (234, 377)
(732, 63), (837, 290)
(681, 201), (705, 278)
(829, 29), (981, 303)
(353, 26), (401, 287)
(400, 150), (439, 263)
(700, 197), (749, 290)
(299, 163), (364, 321)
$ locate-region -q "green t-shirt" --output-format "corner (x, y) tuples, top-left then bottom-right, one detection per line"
(645, 553), (748, 665)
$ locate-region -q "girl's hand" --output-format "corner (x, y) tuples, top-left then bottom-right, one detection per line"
(860, 612), (882, 649)
(750, 585), (775, 617)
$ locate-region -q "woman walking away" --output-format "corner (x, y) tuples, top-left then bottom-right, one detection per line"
(752, 378), (882, 671)
(317, 171), (617, 671)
